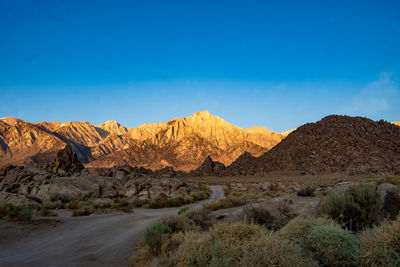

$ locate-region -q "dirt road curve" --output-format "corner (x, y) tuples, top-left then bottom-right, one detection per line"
(0, 185), (224, 267)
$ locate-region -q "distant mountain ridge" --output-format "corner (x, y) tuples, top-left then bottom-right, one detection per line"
(0, 111), (289, 171)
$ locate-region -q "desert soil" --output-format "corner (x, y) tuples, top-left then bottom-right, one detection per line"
(0, 185), (224, 267)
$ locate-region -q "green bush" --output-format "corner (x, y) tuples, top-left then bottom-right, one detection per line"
(144, 221), (171, 255)
(318, 183), (383, 231)
(279, 215), (338, 242)
(301, 225), (360, 267)
(240, 234), (318, 267)
(72, 205), (94, 216)
(361, 217), (400, 266)
(177, 222), (265, 266)
(8, 205), (33, 221)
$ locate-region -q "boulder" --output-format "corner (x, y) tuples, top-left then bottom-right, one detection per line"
(0, 191), (39, 207)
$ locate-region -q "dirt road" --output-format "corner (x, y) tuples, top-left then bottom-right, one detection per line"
(0, 185), (224, 267)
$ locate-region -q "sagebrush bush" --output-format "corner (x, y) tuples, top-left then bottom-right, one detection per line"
(72, 205), (94, 216)
(50, 193), (76, 203)
(144, 221), (171, 255)
(149, 197), (186, 209)
(176, 222), (265, 266)
(361, 217), (400, 266)
(318, 183), (383, 231)
(240, 234), (318, 267)
(44, 199), (64, 209)
(301, 225), (360, 267)
(279, 215), (338, 242)
(39, 206), (57, 217)
(161, 215), (198, 233)
(183, 208), (210, 228)
(242, 204), (275, 227)
(112, 199), (132, 212)
(65, 200), (80, 209)
(8, 205), (33, 221)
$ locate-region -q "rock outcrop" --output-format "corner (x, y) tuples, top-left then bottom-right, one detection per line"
(225, 115), (400, 176)
(190, 156), (226, 176)
(45, 145), (84, 176)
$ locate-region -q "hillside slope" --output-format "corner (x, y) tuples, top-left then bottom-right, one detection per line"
(225, 115), (400, 175)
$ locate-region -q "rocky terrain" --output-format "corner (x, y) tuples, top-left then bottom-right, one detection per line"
(221, 115), (400, 176)
(0, 146), (207, 210)
(0, 111), (288, 171)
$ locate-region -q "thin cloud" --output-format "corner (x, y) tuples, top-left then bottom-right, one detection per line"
(343, 72), (399, 117)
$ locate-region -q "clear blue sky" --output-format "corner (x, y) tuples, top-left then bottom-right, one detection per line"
(0, 0), (399, 132)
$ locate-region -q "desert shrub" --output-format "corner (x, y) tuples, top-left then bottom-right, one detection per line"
(8, 205), (33, 221)
(301, 225), (360, 267)
(240, 234), (318, 267)
(242, 204), (275, 227)
(191, 190), (210, 201)
(383, 190), (400, 220)
(131, 199), (147, 207)
(65, 200), (80, 209)
(360, 217), (400, 266)
(279, 215), (338, 243)
(161, 215), (198, 233)
(144, 221), (171, 255)
(297, 187), (315, 197)
(72, 205), (94, 216)
(112, 199), (133, 212)
(50, 193), (76, 203)
(183, 208), (210, 228)
(39, 206), (57, 217)
(0, 203), (13, 219)
(166, 197), (185, 207)
(177, 206), (189, 215)
(44, 199), (64, 209)
(318, 183), (383, 231)
(177, 222), (265, 266)
(149, 197), (185, 209)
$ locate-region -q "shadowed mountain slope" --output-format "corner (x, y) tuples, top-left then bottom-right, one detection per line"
(225, 115), (400, 176)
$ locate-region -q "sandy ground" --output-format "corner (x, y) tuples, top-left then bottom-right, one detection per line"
(0, 185), (224, 267)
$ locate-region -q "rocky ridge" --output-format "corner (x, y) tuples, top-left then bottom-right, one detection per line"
(223, 115), (400, 176)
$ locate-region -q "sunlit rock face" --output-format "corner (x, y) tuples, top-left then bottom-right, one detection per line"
(0, 112), (288, 171)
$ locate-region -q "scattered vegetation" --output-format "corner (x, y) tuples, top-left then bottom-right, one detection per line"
(0, 203), (33, 221)
(318, 183), (383, 231)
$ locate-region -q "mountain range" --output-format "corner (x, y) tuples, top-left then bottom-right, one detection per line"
(0, 111), (290, 171)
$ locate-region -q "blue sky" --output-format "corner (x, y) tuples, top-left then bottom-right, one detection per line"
(0, 0), (399, 132)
